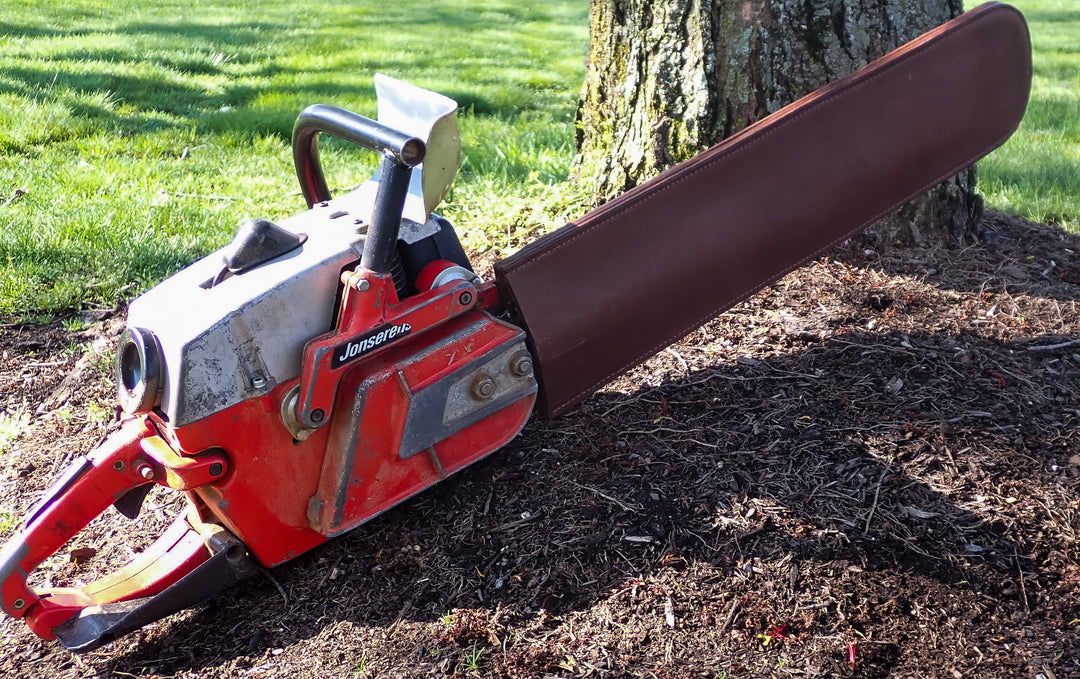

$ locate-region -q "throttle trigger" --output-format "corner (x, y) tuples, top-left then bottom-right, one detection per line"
(113, 484), (153, 520)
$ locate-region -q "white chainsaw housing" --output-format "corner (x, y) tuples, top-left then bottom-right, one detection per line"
(126, 198), (365, 426)
(124, 76), (460, 427)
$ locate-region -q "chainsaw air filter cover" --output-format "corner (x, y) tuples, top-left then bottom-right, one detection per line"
(116, 326), (163, 413)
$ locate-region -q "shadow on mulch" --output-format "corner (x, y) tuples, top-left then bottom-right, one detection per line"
(109, 310), (1077, 676)
(843, 210), (1080, 301)
(2, 212), (1077, 678)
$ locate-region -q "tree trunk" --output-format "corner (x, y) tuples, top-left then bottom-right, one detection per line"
(574, 0), (983, 244)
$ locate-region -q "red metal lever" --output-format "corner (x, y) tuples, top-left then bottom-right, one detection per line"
(293, 268), (478, 431)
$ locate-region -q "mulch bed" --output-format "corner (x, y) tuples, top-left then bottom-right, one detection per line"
(0, 211), (1077, 678)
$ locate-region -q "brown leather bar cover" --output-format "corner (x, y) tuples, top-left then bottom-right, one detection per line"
(495, 2), (1031, 417)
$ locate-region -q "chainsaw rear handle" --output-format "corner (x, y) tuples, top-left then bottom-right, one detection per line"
(293, 104), (427, 275)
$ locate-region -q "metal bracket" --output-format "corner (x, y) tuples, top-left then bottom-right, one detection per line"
(398, 341), (536, 459)
(52, 524), (257, 653)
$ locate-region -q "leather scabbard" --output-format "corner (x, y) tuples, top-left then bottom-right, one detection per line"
(495, 2), (1031, 418)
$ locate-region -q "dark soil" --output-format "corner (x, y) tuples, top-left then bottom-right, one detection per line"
(1, 211), (1078, 678)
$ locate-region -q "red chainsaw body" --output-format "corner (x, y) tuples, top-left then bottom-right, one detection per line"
(0, 263), (535, 645)
(165, 391), (331, 566)
(166, 291), (535, 566)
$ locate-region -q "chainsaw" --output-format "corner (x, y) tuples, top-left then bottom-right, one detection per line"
(0, 3), (1030, 652)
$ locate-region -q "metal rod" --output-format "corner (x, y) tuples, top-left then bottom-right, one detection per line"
(362, 156), (413, 275)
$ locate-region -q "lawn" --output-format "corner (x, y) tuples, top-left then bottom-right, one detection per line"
(971, 0), (1080, 231)
(0, 0), (1074, 321)
(0, 0), (589, 320)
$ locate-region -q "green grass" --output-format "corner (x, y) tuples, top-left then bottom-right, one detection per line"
(0, 0), (588, 320)
(0, 1), (1075, 321)
(970, 0), (1080, 230)
(0, 405), (31, 454)
(459, 642), (484, 672)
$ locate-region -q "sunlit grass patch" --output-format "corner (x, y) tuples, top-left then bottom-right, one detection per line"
(0, 0), (588, 321)
(973, 0), (1080, 232)
(0, 406), (31, 455)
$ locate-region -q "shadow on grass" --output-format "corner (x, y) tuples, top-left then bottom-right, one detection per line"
(0, 22), (97, 40)
(1022, 8), (1080, 25)
(2, 65), (259, 118)
(122, 20), (290, 52)
(0, 5), (573, 142)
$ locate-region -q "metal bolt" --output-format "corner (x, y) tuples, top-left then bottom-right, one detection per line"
(252, 375), (267, 390)
(471, 375), (496, 401)
(113, 461), (125, 472)
(355, 279), (370, 292)
(510, 352), (533, 377)
(12, 598), (25, 610)
(208, 462), (224, 477)
(310, 408), (325, 424)
(458, 290), (473, 306)
(293, 429), (312, 443)
(138, 465), (154, 480)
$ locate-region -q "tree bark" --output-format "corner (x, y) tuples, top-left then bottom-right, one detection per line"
(575, 0), (983, 244)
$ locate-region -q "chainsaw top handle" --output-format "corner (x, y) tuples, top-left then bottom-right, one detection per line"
(292, 104), (427, 276)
